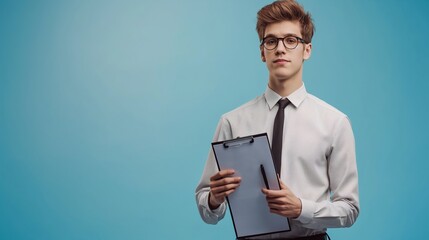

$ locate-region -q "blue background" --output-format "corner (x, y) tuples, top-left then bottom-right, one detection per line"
(1, 0), (428, 239)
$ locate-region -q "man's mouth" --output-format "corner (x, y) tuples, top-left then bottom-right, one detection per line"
(273, 59), (290, 63)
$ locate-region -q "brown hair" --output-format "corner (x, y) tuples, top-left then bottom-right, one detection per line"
(256, 0), (315, 43)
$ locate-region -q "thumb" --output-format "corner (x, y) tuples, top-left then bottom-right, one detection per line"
(277, 176), (287, 190)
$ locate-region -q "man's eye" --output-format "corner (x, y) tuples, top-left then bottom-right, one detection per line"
(266, 38), (277, 45)
(285, 37), (297, 44)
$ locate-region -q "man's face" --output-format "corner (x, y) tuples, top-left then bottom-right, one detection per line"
(260, 20), (312, 87)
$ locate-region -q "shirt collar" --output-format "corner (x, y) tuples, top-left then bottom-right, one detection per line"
(264, 83), (308, 110)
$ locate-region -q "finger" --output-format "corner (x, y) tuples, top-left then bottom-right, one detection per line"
(211, 183), (241, 194)
(223, 189), (236, 197)
(210, 169), (235, 181)
(213, 188), (237, 199)
(262, 189), (287, 198)
(266, 197), (287, 205)
(210, 169), (236, 181)
(261, 188), (269, 194)
(210, 176), (241, 188)
(268, 202), (288, 211)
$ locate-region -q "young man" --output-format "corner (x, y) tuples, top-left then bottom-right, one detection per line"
(195, 1), (359, 239)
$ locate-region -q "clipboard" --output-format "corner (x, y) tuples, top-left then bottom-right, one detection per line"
(212, 133), (291, 239)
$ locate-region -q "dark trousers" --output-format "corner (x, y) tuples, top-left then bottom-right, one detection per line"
(284, 233), (329, 240)
(275, 233), (330, 240)
(240, 233), (330, 240)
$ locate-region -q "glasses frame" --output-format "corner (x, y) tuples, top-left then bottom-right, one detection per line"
(260, 36), (307, 50)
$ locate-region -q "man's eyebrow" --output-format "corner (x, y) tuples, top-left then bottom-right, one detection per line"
(263, 33), (300, 38)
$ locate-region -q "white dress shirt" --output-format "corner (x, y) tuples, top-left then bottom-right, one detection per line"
(195, 84), (359, 238)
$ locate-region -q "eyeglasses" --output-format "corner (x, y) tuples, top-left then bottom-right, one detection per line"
(260, 36), (307, 50)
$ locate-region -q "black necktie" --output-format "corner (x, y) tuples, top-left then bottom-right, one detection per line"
(272, 98), (290, 176)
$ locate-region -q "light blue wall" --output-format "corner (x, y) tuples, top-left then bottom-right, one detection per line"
(1, 1), (428, 239)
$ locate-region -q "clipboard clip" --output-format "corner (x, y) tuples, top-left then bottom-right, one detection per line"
(223, 136), (254, 148)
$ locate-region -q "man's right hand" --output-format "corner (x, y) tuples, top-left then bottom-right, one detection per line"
(208, 169), (241, 210)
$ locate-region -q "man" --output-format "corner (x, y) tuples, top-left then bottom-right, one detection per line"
(195, 0), (359, 239)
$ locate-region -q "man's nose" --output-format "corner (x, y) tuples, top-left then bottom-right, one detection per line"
(275, 41), (286, 55)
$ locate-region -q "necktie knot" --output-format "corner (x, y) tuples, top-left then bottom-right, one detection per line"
(278, 98), (290, 109)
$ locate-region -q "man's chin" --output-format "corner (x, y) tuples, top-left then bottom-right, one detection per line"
(272, 71), (291, 81)
(272, 69), (300, 83)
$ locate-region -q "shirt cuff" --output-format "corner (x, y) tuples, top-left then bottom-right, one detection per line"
(296, 198), (316, 224)
(202, 192), (226, 215)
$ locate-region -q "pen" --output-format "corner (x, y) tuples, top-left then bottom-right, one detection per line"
(260, 164), (269, 189)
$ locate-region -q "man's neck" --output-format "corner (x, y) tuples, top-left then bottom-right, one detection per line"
(268, 76), (303, 97)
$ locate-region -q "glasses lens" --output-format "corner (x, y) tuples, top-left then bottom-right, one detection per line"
(284, 37), (298, 49)
(264, 37), (278, 50)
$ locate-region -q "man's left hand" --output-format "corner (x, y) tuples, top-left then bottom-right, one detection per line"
(261, 178), (302, 218)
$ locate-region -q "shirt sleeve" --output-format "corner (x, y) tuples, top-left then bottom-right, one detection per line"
(195, 116), (233, 224)
(296, 116), (360, 229)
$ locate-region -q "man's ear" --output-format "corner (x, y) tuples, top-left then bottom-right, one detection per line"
(303, 43), (312, 60)
(260, 46), (266, 62)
